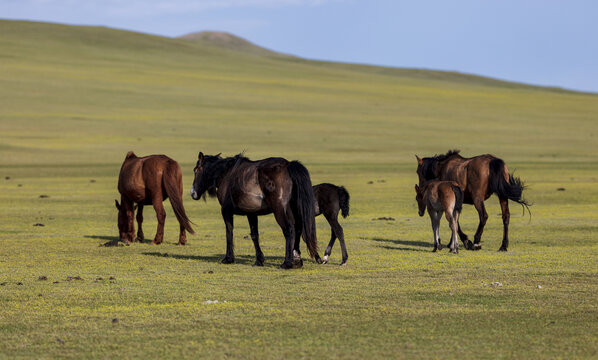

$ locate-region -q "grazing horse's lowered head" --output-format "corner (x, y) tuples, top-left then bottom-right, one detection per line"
(115, 199), (135, 243)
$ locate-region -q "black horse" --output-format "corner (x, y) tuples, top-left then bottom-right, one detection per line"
(190, 152), (319, 269)
(294, 183), (350, 265)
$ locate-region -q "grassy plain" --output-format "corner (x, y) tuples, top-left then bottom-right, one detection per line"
(0, 20), (597, 359)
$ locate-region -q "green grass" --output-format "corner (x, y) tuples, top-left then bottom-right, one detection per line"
(1, 20), (597, 359)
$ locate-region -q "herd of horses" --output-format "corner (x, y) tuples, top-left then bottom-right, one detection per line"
(115, 150), (529, 269)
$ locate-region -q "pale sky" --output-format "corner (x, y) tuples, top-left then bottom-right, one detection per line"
(2, 0), (597, 93)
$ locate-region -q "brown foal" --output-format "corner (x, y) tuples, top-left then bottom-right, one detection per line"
(415, 181), (464, 253)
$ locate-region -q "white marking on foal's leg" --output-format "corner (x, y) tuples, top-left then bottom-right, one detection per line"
(322, 255), (329, 264)
(293, 250), (301, 260)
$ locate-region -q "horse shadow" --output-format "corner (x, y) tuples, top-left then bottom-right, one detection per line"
(371, 237), (431, 252)
(142, 251), (287, 268)
(85, 235), (119, 242)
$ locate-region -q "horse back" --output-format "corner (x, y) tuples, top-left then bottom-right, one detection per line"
(440, 154), (496, 203)
(118, 154), (173, 203)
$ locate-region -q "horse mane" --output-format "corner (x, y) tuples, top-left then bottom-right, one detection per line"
(203, 153), (248, 197)
(421, 150), (461, 180)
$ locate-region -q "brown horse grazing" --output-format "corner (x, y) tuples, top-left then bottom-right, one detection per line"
(294, 183), (350, 265)
(116, 152), (194, 245)
(416, 150), (530, 251)
(190, 152), (318, 269)
(415, 181), (463, 253)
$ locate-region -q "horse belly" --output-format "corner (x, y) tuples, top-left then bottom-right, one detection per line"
(237, 192), (269, 213)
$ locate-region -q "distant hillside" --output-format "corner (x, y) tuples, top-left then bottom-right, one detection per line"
(1, 19), (597, 167)
(178, 31), (288, 58)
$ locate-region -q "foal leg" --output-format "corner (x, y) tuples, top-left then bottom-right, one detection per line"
(472, 200), (488, 251)
(322, 229), (336, 264)
(221, 209), (235, 264)
(446, 210), (459, 254)
(152, 197), (166, 245)
(498, 197), (510, 252)
(430, 211), (442, 252)
(248, 215), (265, 266)
(136, 204), (144, 242)
(326, 213), (348, 266)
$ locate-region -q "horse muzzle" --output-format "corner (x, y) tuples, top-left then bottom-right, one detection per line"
(190, 188), (199, 200)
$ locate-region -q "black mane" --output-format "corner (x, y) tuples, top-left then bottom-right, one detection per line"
(421, 149), (461, 180)
(201, 153), (248, 197)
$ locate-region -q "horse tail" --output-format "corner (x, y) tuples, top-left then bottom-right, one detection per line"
(288, 161), (318, 258)
(489, 158), (531, 214)
(164, 160), (195, 234)
(337, 186), (350, 218)
(452, 184), (463, 218)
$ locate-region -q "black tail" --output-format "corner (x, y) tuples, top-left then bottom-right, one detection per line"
(489, 158), (531, 215)
(452, 185), (463, 218)
(337, 186), (350, 218)
(288, 161), (318, 258)
(164, 161), (195, 234)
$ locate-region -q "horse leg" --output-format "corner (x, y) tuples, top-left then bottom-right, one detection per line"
(152, 197), (166, 245)
(221, 209), (235, 264)
(292, 214), (303, 266)
(446, 210), (459, 254)
(326, 214), (348, 266)
(472, 200), (488, 250)
(430, 211), (441, 252)
(248, 215), (264, 266)
(123, 197), (136, 243)
(272, 206), (297, 269)
(136, 204), (144, 242)
(458, 221), (473, 250)
(178, 223), (187, 245)
(498, 197), (510, 251)
(294, 211), (321, 264)
(322, 229), (336, 264)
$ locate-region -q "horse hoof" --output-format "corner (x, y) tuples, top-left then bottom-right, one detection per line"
(473, 244), (482, 251)
(315, 257), (323, 264)
(340, 261), (347, 267)
(177, 241), (187, 246)
(252, 262), (264, 267)
(221, 257), (234, 264)
(280, 261), (293, 269)
(498, 247), (508, 252)
(464, 240), (474, 250)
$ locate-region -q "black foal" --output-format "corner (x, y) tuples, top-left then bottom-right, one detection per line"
(294, 183), (350, 266)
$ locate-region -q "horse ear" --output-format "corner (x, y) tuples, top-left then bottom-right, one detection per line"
(115, 200), (121, 210)
(215, 152), (222, 158)
(415, 184), (419, 192)
(198, 152), (204, 161)
(416, 155), (423, 165)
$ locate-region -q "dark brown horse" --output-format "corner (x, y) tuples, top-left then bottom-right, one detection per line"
(116, 152), (194, 245)
(415, 180), (463, 253)
(294, 183), (350, 265)
(416, 150), (529, 251)
(190, 152), (318, 269)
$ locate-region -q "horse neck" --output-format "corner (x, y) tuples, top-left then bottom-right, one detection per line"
(210, 157), (243, 188)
